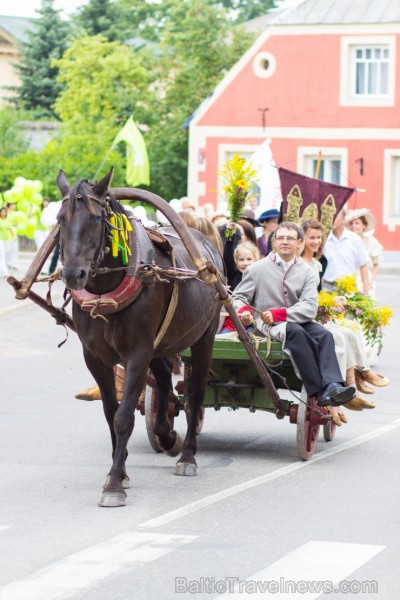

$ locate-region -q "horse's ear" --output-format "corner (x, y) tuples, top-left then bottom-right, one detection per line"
(93, 167), (114, 198)
(57, 169), (70, 197)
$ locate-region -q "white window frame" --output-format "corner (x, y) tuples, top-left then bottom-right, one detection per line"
(297, 146), (348, 185)
(383, 149), (400, 230)
(340, 35), (396, 107)
(252, 51), (276, 79)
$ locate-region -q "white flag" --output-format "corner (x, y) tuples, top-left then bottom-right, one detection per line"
(249, 138), (282, 217)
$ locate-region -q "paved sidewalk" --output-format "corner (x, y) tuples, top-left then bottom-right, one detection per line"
(0, 252), (58, 315)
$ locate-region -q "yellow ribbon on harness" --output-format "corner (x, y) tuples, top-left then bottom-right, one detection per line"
(109, 213), (133, 265)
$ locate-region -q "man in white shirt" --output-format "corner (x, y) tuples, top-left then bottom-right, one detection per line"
(322, 209), (369, 293)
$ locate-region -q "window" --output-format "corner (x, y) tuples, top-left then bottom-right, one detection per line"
(310, 158), (341, 185)
(354, 46), (389, 96)
(383, 150), (400, 229)
(394, 158), (400, 217)
(252, 51), (276, 79)
(340, 36), (395, 107)
(298, 147), (348, 186)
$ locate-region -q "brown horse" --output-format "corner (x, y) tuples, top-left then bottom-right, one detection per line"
(56, 169), (224, 507)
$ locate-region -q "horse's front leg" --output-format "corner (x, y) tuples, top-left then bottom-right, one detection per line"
(99, 359), (149, 507)
(150, 358), (183, 457)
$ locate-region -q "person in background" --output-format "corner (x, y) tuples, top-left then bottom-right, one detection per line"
(345, 208), (383, 298)
(180, 197), (197, 214)
(257, 209), (280, 257)
(34, 197), (50, 251)
(245, 194), (259, 214)
(195, 216), (223, 254)
(322, 208), (369, 294)
(238, 218), (258, 245)
(179, 210), (198, 229)
(5, 202), (19, 271)
(40, 200), (62, 275)
(201, 203), (215, 220)
(0, 206), (11, 277)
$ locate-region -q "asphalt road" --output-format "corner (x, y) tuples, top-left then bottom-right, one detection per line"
(0, 269), (399, 600)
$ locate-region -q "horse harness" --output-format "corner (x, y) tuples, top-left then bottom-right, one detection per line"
(62, 190), (202, 350)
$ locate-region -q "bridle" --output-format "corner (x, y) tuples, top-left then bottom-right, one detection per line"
(60, 190), (126, 276)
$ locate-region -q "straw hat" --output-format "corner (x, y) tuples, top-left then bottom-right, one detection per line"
(345, 208), (376, 232)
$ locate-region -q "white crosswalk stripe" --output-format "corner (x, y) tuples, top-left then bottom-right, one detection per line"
(211, 541), (384, 599)
(0, 532), (196, 600)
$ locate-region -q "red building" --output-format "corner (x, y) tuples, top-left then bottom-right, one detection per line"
(188, 0), (400, 251)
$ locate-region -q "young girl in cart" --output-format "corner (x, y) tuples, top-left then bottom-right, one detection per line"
(217, 241), (260, 335)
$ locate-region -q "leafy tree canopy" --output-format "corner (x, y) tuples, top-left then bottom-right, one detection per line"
(1, 0), (268, 200)
(70, 0), (132, 42)
(145, 0), (255, 199)
(11, 0), (71, 118)
(53, 35), (151, 125)
(0, 108), (30, 159)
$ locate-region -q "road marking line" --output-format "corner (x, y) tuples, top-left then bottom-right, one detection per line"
(140, 418), (400, 529)
(0, 532), (195, 600)
(213, 541), (384, 599)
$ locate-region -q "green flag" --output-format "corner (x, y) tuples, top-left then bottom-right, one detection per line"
(112, 116), (150, 186)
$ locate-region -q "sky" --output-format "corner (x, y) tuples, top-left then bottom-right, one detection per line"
(0, 0), (87, 18)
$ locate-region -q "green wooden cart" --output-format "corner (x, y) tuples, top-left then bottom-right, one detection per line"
(140, 337), (336, 461)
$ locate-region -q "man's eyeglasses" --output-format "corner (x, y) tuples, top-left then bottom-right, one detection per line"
(275, 236), (298, 242)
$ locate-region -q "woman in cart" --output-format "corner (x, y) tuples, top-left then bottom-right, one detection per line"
(301, 219), (389, 403)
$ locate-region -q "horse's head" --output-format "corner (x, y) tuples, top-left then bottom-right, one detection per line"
(56, 168), (116, 290)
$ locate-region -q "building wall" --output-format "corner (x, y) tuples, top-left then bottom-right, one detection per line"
(0, 45), (20, 105)
(188, 24), (400, 251)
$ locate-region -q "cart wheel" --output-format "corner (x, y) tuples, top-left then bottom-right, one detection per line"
(144, 385), (175, 453)
(296, 396), (320, 460)
(186, 405), (205, 434)
(323, 411), (336, 442)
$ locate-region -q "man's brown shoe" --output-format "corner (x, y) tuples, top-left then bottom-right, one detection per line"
(75, 385), (101, 401)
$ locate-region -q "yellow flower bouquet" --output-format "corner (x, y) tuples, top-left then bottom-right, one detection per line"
(219, 153), (258, 239)
(320, 274), (394, 351)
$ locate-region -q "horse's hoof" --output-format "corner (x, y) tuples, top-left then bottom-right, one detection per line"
(174, 462), (197, 476)
(166, 432), (183, 457)
(98, 492), (127, 507)
(103, 475), (130, 490)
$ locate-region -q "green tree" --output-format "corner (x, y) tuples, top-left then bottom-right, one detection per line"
(0, 108), (30, 159)
(11, 0), (71, 118)
(71, 0), (132, 43)
(209, 0), (276, 23)
(53, 35), (150, 126)
(146, 0), (255, 199)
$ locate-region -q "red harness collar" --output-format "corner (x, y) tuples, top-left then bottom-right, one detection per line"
(71, 274), (143, 315)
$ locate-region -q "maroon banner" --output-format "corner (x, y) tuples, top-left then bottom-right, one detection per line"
(278, 167), (355, 233)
